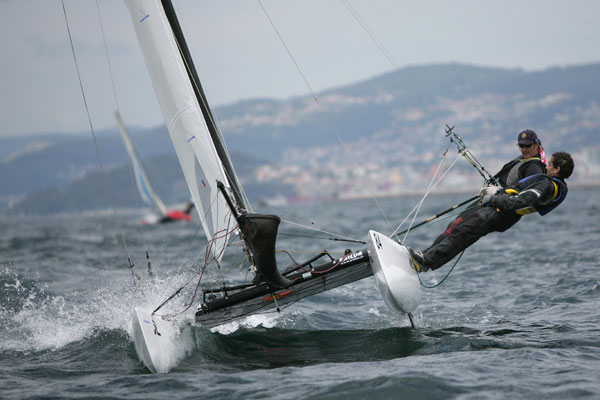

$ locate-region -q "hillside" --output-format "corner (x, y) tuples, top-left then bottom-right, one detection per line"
(2, 63), (599, 214)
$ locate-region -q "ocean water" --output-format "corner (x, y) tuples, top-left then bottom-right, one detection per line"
(1, 187), (599, 399)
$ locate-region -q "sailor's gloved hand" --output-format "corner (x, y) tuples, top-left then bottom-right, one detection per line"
(479, 185), (499, 206)
(481, 194), (493, 206)
(482, 184), (500, 196)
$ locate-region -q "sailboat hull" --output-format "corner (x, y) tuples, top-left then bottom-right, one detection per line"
(131, 308), (177, 373)
(196, 250), (373, 328)
(196, 230), (422, 328)
(367, 230), (421, 314)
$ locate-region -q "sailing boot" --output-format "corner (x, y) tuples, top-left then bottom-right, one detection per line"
(407, 247), (430, 273)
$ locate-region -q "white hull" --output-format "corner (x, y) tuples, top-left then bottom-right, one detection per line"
(132, 308), (177, 373)
(367, 230), (421, 314)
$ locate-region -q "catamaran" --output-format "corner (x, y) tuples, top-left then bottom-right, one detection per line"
(115, 110), (194, 224)
(124, 0), (421, 373)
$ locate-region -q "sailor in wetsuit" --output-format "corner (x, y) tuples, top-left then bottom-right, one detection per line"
(159, 200), (195, 223)
(409, 151), (574, 272)
(476, 129), (546, 233)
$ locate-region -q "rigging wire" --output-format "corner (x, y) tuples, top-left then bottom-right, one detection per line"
(341, 0), (442, 233)
(173, 1), (370, 246)
(418, 250), (464, 289)
(340, 0), (449, 127)
(61, 0), (139, 285)
(403, 203), (477, 234)
(340, 1), (489, 241)
(280, 218), (362, 244)
(253, 196), (365, 244)
(68, 0), (210, 305)
(174, 0), (394, 267)
(155, 224), (241, 317)
(393, 195), (480, 238)
(396, 144), (453, 240)
(152, 195), (235, 310)
(153, 3), (259, 301)
(94, 0), (153, 275)
(278, 232), (365, 244)
(257, 0), (395, 235)
(179, 2), (467, 249)
(392, 150), (463, 240)
(342, 0), (401, 70)
(94, 1), (122, 115)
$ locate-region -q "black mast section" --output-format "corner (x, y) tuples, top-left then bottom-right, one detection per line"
(160, 0), (245, 209)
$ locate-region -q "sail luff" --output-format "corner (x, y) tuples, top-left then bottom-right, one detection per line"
(115, 111), (167, 217)
(126, 0), (237, 259)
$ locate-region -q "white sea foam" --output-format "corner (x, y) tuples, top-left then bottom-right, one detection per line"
(211, 313), (281, 335)
(1, 264), (201, 357)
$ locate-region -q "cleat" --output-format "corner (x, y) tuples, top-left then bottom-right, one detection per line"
(407, 248), (430, 273)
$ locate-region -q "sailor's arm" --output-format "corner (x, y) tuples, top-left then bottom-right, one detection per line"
(482, 179), (551, 211)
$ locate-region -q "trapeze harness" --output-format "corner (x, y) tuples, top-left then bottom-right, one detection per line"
(503, 174), (568, 216)
(502, 156), (544, 186)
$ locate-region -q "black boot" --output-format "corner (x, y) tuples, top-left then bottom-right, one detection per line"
(407, 247), (430, 273)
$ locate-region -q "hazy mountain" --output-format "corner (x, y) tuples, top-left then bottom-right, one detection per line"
(2, 63), (599, 214)
(214, 63), (600, 156)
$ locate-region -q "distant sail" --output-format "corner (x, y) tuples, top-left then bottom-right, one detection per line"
(115, 111), (167, 217)
(126, 0), (244, 259)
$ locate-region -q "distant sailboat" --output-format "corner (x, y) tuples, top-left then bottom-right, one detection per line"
(124, 0), (421, 373)
(115, 111), (194, 224)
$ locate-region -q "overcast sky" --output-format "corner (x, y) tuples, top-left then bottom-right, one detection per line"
(1, 0), (599, 138)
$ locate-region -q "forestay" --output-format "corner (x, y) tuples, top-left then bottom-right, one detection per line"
(126, 0), (237, 260)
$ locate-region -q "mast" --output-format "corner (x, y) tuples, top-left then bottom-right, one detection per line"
(160, 0), (246, 211)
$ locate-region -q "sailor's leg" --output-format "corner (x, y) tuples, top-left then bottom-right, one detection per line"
(422, 208), (491, 270)
(426, 206), (480, 248)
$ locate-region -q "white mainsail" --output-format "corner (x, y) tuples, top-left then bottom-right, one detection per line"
(115, 111), (167, 217)
(126, 0), (239, 258)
